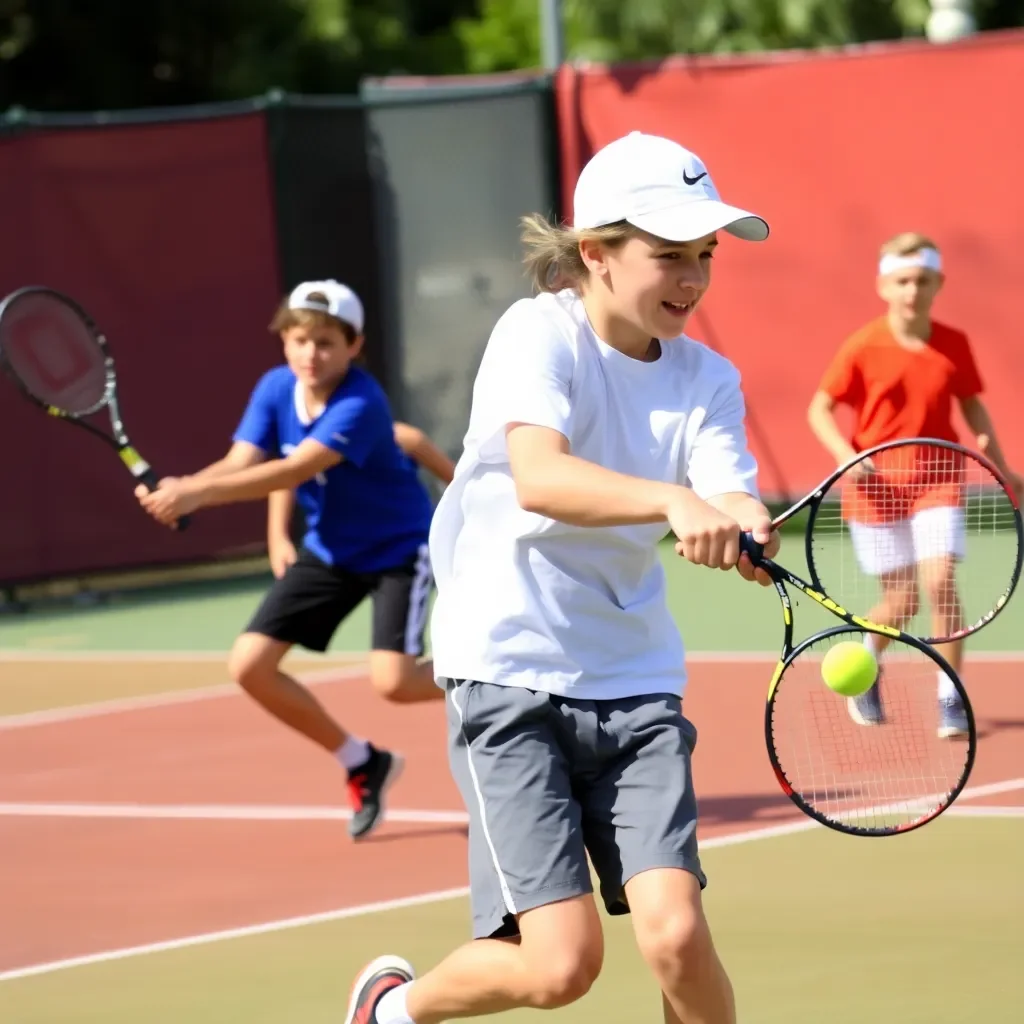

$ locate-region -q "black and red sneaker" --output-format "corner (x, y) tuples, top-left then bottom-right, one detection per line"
(346, 745), (404, 840)
(343, 954), (415, 1024)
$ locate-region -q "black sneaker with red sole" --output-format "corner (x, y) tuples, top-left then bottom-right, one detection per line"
(343, 954), (415, 1024)
(346, 745), (404, 840)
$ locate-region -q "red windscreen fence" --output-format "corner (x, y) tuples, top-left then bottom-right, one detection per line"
(0, 113), (282, 584)
(556, 31), (1024, 499)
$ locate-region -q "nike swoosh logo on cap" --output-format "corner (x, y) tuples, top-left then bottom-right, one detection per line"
(683, 171), (707, 186)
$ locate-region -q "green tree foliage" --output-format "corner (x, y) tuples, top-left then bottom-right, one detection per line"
(458, 0), (1023, 73)
(1, 0), (1021, 110)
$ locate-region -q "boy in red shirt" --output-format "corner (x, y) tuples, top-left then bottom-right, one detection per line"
(807, 232), (1021, 738)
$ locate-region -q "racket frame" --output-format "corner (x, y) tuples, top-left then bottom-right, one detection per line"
(0, 286), (188, 528)
(764, 620), (977, 838)
(745, 436), (1024, 644)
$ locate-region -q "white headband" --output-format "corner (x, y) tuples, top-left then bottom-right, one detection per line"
(878, 248), (942, 276)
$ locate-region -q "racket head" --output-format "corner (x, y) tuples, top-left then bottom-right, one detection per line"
(804, 438), (1023, 644)
(766, 624), (975, 837)
(0, 286), (112, 417)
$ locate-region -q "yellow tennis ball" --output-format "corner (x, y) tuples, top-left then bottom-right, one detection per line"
(821, 641), (878, 697)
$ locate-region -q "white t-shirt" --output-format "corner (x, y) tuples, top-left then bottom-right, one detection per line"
(428, 289), (760, 700)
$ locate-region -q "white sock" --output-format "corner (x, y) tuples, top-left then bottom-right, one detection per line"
(374, 981), (414, 1024)
(937, 670), (958, 702)
(863, 632), (883, 657)
(335, 736), (371, 772)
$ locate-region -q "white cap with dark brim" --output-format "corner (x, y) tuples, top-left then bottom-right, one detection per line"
(287, 279), (365, 334)
(573, 132), (769, 244)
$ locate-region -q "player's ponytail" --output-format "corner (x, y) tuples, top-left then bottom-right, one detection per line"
(519, 214), (635, 294)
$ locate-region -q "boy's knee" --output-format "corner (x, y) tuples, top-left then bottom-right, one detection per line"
(370, 654), (425, 702)
(636, 904), (715, 982)
(524, 949), (601, 1009)
(228, 635), (284, 696)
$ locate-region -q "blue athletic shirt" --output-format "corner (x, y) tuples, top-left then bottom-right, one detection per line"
(233, 364), (434, 573)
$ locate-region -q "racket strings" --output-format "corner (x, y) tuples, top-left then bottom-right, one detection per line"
(809, 441), (1019, 642)
(0, 294), (108, 415)
(771, 632), (970, 832)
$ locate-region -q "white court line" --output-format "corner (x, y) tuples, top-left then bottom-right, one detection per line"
(0, 802), (469, 824)
(0, 663), (369, 732)
(0, 817), (824, 984)
(3, 647), (1021, 732)
(0, 887), (473, 983)
(1, 776), (1021, 984)
(1, 778), (1018, 827)
(947, 805), (1024, 818)
(827, 777), (1024, 825)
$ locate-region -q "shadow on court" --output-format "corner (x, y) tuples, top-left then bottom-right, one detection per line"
(696, 792), (795, 827)
(975, 717), (1024, 741)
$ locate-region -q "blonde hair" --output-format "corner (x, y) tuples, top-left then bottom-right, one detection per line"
(879, 231), (940, 258)
(269, 292), (358, 342)
(520, 213), (637, 293)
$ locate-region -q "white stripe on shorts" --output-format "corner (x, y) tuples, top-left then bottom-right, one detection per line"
(449, 682), (517, 916)
(403, 543), (433, 656)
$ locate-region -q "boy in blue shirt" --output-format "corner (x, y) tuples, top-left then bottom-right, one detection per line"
(137, 280), (452, 840)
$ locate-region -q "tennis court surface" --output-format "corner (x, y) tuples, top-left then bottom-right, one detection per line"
(1, 559), (1022, 1022)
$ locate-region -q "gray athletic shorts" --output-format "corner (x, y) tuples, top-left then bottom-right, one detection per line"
(444, 678), (704, 940)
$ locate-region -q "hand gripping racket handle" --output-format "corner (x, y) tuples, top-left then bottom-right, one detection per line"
(137, 466), (192, 533)
(739, 531), (765, 565)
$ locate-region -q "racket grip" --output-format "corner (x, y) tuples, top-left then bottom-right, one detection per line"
(739, 531), (765, 565)
(137, 468), (192, 533)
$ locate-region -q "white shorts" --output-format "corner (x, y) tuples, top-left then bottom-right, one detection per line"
(848, 506), (965, 577)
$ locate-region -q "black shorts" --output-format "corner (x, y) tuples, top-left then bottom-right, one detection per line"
(244, 545), (433, 655)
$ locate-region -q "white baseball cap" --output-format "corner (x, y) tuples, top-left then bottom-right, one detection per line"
(573, 132), (769, 243)
(287, 279), (364, 333)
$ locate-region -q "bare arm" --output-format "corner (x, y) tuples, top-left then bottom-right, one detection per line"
(187, 441), (267, 481)
(137, 439), (341, 527)
(506, 425), (777, 582)
(707, 491), (773, 526)
(267, 487), (296, 544)
(506, 423), (684, 526)
(393, 421), (456, 484)
(266, 487), (298, 578)
(959, 395), (1013, 476)
(807, 390), (857, 466)
(199, 440), (339, 507)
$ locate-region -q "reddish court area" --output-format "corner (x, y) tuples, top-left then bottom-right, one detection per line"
(0, 662), (1021, 974)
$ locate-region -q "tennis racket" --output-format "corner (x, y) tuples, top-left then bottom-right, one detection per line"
(741, 437), (1022, 836)
(0, 286), (190, 530)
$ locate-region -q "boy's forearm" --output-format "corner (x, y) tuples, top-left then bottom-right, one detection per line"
(189, 443), (265, 482)
(413, 439), (456, 484)
(807, 398), (856, 464)
(267, 489), (296, 542)
(961, 398), (1011, 473)
(515, 451), (682, 527)
(199, 461), (308, 508)
(707, 491), (770, 525)
(190, 457), (240, 481)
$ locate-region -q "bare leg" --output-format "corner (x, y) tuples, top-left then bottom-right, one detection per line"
(628, 868), (736, 1024)
(864, 564), (921, 655)
(401, 896), (604, 1023)
(228, 633), (347, 751)
(918, 554), (965, 676)
(369, 651), (444, 704)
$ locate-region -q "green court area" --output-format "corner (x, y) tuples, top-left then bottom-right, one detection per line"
(1, 818), (1020, 1023)
(2, 535), (1021, 657)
